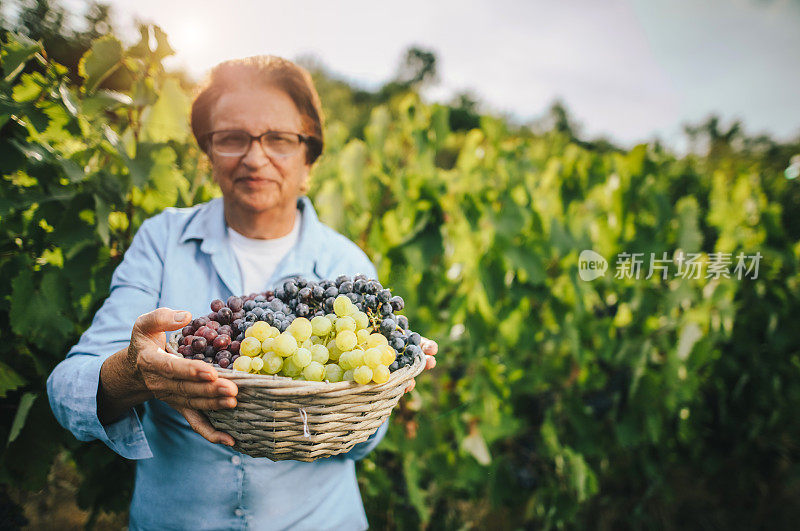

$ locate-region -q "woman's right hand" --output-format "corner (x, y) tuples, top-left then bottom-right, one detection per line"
(126, 308), (238, 446)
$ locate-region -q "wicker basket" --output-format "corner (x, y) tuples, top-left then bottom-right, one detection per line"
(166, 335), (426, 461)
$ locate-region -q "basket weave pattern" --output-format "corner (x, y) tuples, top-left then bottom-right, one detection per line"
(167, 335), (425, 461)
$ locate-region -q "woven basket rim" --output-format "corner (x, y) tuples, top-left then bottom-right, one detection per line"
(166, 334), (427, 393)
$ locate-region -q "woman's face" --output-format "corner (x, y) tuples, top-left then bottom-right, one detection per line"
(208, 82), (311, 214)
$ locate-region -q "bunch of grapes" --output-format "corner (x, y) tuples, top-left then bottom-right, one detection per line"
(174, 275), (423, 383)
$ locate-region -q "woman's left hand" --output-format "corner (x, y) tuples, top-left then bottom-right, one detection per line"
(404, 337), (438, 394)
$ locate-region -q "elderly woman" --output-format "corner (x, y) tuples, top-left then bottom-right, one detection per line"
(47, 56), (437, 530)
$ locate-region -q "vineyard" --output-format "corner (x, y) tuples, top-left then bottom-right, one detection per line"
(2, 23), (800, 530)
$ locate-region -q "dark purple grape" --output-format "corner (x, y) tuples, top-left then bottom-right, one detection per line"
(245, 312), (256, 322)
(296, 303), (310, 317)
(298, 287), (312, 302)
(380, 303), (394, 316)
(216, 350), (232, 360)
(377, 289), (391, 303)
(354, 273), (367, 282)
(335, 275), (350, 286)
(232, 319), (244, 331)
(365, 281), (380, 295)
(390, 336), (405, 351)
(192, 317), (209, 329)
(397, 315), (409, 330)
(231, 354), (240, 363)
(390, 296), (404, 312)
(203, 345), (216, 358)
(380, 318), (396, 335)
(354, 279), (366, 293)
(323, 297), (335, 313)
(207, 312), (219, 322)
(243, 299), (256, 311)
(217, 307), (233, 324)
(389, 361), (399, 371)
(218, 325), (234, 338)
(347, 293), (359, 304)
(193, 353), (205, 361)
(181, 325), (195, 337)
(339, 281), (353, 294)
(254, 294), (266, 302)
(232, 310), (245, 320)
(283, 280), (299, 298)
(213, 334), (231, 350)
(324, 286), (338, 299)
(312, 285), (324, 301)
(365, 295), (378, 309)
(226, 296), (243, 312)
(408, 333), (421, 346)
(192, 337), (207, 353)
(406, 345), (422, 358)
(218, 357), (231, 369)
(229, 340), (240, 354)
(210, 299), (224, 312)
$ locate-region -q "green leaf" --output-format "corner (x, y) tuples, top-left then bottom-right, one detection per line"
(140, 78), (190, 143)
(7, 393), (37, 445)
(0, 362), (26, 398)
(94, 194), (110, 246)
(78, 35), (123, 93)
(1, 32), (42, 83)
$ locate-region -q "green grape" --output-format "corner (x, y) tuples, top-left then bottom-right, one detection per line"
(303, 361), (325, 381)
(273, 333), (298, 357)
(349, 348), (365, 368)
(356, 329), (370, 346)
(327, 339), (342, 361)
(364, 347), (383, 368)
(372, 364), (390, 384)
(261, 337), (274, 353)
(354, 365), (373, 385)
(311, 336), (324, 345)
(335, 316), (356, 333)
(338, 351), (353, 371)
(263, 354), (283, 374)
(311, 315), (333, 336)
(325, 313), (337, 322)
(366, 333), (388, 348)
(324, 363), (343, 382)
(282, 357), (301, 377)
(352, 311), (369, 330)
(380, 345), (396, 366)
(301, 338), (313, 350)
(240, 337), (261, 357)
(288, 317), (312, 342)
(333, 295), (352, 317)
(342, 369), (355, 381)
(310, 344), (329, 364)
(336, 330), (357, 351)
(250, 356), (264, 372)
(233, 355), (252, 372)
(292, 347), (312, 368)
(245, 321), (271, 342)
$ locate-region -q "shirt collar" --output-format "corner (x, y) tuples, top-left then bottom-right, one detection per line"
(179, 196), (323, 290)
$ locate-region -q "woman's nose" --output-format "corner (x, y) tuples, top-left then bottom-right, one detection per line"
(240, 138), (272, 168)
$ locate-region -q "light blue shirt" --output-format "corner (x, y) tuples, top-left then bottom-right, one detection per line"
(47, 197), (387, 530)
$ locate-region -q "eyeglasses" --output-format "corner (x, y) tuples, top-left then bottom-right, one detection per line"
(206, 129), (311, 158)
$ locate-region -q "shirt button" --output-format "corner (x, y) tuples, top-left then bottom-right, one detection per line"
(231, 455), (241, 466)
(234, 508), (244, 517)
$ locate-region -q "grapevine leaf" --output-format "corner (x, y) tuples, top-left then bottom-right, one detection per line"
(1, 32), (42, 83)
(7, 393), (37, 445)
(78, 35), (123, 93)
(0, 362), (26, 398)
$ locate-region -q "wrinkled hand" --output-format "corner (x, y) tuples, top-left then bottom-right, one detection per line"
(404, 337), (438, 394)
(128, 308), (238, 446)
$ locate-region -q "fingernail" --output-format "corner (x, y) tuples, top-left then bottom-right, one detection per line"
(174, 311), (189, 322)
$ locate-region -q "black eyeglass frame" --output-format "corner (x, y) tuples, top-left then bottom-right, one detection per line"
(205, 129), (313, 157)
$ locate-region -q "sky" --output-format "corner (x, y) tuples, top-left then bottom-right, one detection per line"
(55, 0), (800, 149)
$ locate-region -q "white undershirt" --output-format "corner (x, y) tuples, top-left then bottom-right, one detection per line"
(227, 210), (302, 295)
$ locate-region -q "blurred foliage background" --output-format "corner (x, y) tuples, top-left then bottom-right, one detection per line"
(1, 1), (800, 529)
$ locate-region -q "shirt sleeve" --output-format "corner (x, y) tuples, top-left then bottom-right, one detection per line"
(46, 217), (169, 460)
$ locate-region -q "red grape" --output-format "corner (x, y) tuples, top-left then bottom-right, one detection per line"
(213, 334), (231, 350)
(202, 328), (218, 342)
(218, 325), (234, 337)
(229, 340), (240, 354)
(181, 325), (195, 337)
(227, 296), (243, 312)
(191, 337), (207, 353)
(210, 299), (224, 312)
(218, 357), (230, 369)
(207, 320), (221, 331)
